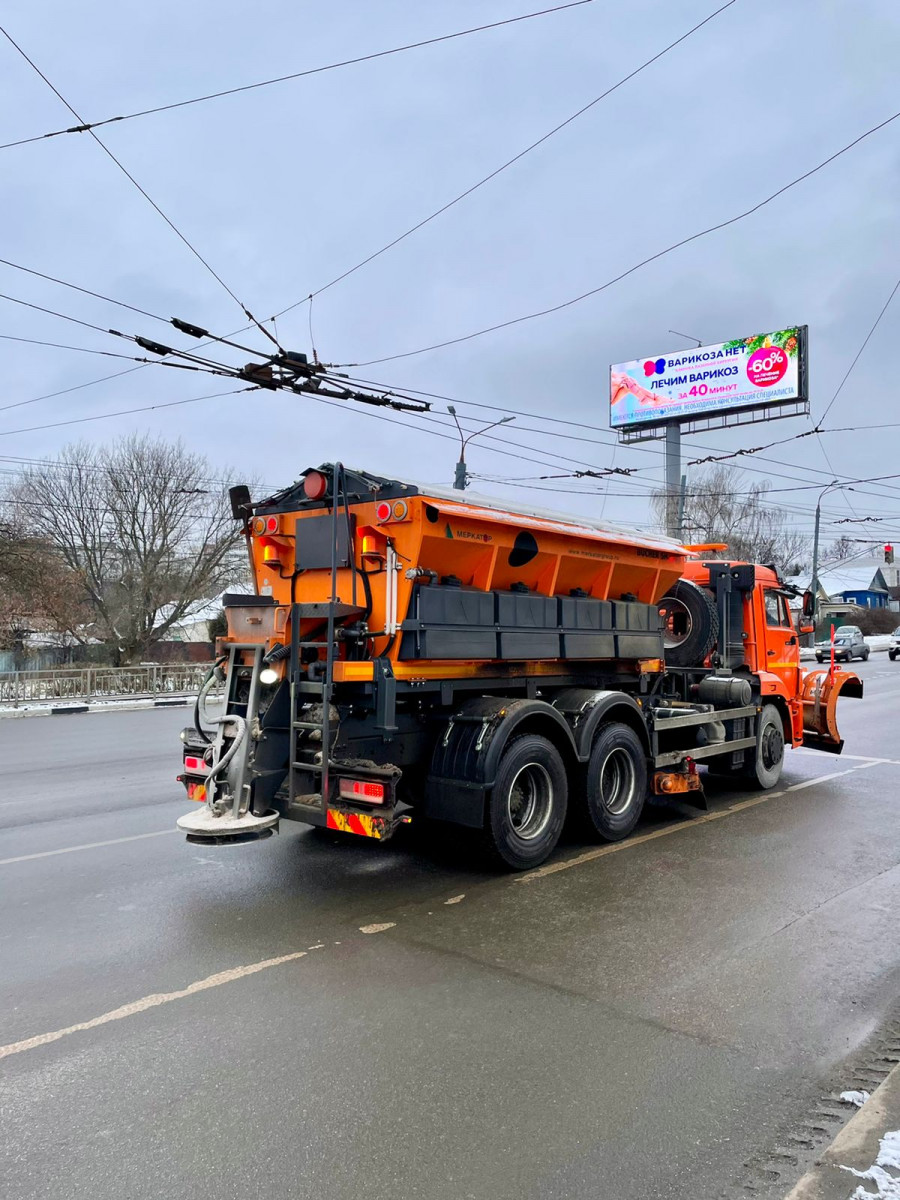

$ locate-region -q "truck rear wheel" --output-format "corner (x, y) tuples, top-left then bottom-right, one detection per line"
(582, 722), (647, 841)
(482, 735), (568, 870)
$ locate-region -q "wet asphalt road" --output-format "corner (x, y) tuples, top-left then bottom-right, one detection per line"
(1, 659), (899, 1199)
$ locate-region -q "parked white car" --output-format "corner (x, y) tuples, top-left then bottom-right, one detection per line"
(889, 626), (900, 662)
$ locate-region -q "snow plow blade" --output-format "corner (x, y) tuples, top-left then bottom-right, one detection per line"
(800, 667), (863, 755)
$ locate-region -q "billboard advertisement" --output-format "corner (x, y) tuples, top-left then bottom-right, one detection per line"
(610, 326), (807, 430)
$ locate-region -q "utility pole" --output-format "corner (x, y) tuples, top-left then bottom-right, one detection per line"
(811, 479), (842, 624)
(660, 332), (701, 540)
(665, 421), (681, 538)
(447, 407), (514, 490)
(677, 473), (687, 540)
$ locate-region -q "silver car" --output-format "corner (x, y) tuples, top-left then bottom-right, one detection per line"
(815, 624), (869, 663)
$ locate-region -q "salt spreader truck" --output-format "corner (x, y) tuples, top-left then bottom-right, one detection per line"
(176, 463), (862, 869)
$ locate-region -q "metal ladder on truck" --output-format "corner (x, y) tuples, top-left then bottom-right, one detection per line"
(287, 464), (361, 815)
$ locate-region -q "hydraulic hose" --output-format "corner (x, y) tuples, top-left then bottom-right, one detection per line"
(194, 655), (228, 745)
(205, 714), (247, 783)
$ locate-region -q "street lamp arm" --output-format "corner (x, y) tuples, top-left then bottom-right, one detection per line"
(462, 415), (515, 451)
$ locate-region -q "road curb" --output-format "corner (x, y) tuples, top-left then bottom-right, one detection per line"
(783, 1061), (900, 1198)
(0, 697), (200, 720)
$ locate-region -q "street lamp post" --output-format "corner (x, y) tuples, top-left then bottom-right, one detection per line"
(447, 406), (514, 490)
(811, 479), (849, 624)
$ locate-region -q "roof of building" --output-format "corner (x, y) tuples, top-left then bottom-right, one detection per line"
(786, 564), (889, 600)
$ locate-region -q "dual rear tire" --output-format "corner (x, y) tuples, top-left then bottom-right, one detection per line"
(480, 723), (647, 870)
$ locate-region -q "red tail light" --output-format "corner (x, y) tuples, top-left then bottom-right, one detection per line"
(338, 779), (385, 804)
(184, 755), (208, 774)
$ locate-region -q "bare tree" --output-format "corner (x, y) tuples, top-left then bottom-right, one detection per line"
(9, 434), (248, 662)
(652, 464), (809, 573)
(827, 534), (855, 562)
(0, 520), (87, 663)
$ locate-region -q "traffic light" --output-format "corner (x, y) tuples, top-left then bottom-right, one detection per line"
(885, 544), (894, 564)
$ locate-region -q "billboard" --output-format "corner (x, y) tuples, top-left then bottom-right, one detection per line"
(610, 326), (807, 430)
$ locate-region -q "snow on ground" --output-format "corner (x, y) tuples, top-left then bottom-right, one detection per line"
(842, 1129), (900, 1198)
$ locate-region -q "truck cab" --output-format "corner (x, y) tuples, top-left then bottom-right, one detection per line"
(680, 557), (860, 757)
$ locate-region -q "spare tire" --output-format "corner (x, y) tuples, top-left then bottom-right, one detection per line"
(659, 579), (719, 667)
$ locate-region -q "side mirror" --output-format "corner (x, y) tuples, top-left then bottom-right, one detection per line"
(801, 590), (815, 618)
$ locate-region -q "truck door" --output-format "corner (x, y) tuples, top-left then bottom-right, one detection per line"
(762, 589), (800, 693)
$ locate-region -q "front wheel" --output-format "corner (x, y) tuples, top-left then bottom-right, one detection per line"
(482, 735), (568, 870)
(580, 723), (647, 841)
(744, 704), (785, 789)
(890, 651), (898, 662)
(815, 654), (824, 663)
(862, 649), (870, 661)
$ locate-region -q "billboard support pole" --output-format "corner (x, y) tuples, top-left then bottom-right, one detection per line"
(665, 420), (681, 539)
(677, 473), (687, 540)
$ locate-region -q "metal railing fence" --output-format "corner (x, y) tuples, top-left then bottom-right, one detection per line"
(0, 662), (216, 706)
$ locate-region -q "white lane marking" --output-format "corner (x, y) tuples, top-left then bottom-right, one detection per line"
(519, 756), (890, 884)
(794, 751), (900, 764)
(0, 829), (178, 866)
(359, 922), (396, 934)
(444, 894), (466, 905)
(786, 762), (881, 791)
(0, 951), (307, 1061)
(517, 794), (775, 883)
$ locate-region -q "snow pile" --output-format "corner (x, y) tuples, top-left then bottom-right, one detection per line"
(842, 1129), (900, 1198)
(842, 1091), (872, 1108)
(865, 635), (895, 652)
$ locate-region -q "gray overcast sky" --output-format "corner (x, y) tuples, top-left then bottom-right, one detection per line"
(1, 0), (899, 542)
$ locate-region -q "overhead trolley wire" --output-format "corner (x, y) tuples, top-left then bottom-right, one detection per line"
(343, 108), (900, 366)
(0, 366), (145, 415)
(0, 256), (163, 323)
(689, 272), (900, 469)
(269, 0), (739, 320)
(0, 386), (255, 439)
(331, 369), (900, 505)
(0, 290), (117, 338)
(0, 23), (282, 353)
(0, 3), (596, 152)
(820, 274), (900, 426)
(0, 332), (145, 359)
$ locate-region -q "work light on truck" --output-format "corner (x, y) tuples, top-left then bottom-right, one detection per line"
(303, 470), (328, 501)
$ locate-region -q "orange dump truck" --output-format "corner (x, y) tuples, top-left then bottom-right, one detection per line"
(177, 463), (861, 869)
